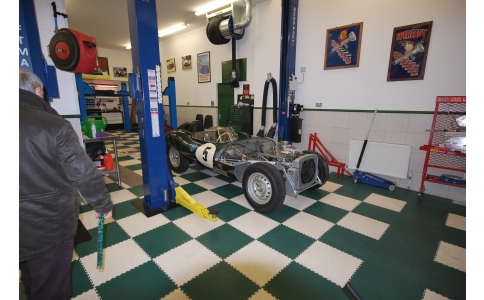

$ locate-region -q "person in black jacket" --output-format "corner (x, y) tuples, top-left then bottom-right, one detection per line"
(19, 68), (113, 299)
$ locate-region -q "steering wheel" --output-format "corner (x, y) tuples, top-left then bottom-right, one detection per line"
(216, 132), (230, 143)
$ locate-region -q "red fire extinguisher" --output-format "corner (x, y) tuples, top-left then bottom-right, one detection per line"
(104, 151), (114, 171)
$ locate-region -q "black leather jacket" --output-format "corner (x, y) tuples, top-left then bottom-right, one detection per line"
(19, 89), (112, 262)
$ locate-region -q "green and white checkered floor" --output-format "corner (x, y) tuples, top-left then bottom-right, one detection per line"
(20, 130), (466, 300)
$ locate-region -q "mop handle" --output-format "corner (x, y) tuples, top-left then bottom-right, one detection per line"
(356, 109), (378, 169)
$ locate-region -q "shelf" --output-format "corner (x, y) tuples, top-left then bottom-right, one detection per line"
(423, 174), (466, 189)
(419, 145), (466, 157)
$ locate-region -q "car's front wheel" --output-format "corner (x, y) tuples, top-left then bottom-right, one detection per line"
(242, 163), (285, 213)
(167, 145), (189, 173)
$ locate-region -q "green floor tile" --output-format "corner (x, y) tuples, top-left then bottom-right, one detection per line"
(215, 174), (237, 183)
(134, 223), (192, 258)
(127, 185), (144, 197)
(197, 224), (253, 258)
(333, 183), (374, 200)
(259, 225), (314, 259)
(113, 200), (142, 220)
(105, 182), (124, 192)
(319, 225), (380, 262)
(449, 202), (466, 216)
(74, 222), (130, 257)
(303, 202), (348, 223)
(300, 187), (331, 200)
(424, 261), (466, 300)
(210, 200), (250, 222)
(160, 204), (193, 221)
(189, 164), (206, 171)
(125, 164), (142, 171)
(259, 204), (299, 223)
(211, 184), (244, 199)
(181, 172), (212, 182)
(440, 226), (466, 248)
(352, 201), (403, 225)
(96, 261), (177, 300)
(117, 155), (136, 162)
(70, 260), (93, 298)
(79, 203), (94, 214)
(19, 283), (27, 300)
(181, 261), (259, 300)
(179, 183), (207, 195)
(264, 261), (347, 300)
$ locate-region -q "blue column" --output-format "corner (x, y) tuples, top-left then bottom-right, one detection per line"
(127, 0), (175, 211)
(162, 77), (178, 129)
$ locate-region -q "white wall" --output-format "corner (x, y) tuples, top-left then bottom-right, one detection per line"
(96, 47), (133, 82)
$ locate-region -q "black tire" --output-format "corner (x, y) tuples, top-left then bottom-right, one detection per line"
(303, 150), (329, 189)
(167, 145), (189, 173)
(242, 163), (286, 213)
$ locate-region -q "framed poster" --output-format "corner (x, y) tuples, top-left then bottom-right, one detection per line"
(166, 58), (176, 73)
(197, 51), (211, 83)
(387, 21), (433, 81)
(324, 22), (363, 70)
(182, 55), (192, 70)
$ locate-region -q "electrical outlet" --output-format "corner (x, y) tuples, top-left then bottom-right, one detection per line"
(315, 103), (322, 107)
(301, 67), (306, 72)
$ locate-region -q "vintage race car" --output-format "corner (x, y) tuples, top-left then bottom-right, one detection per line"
(165, 121), (329, 212)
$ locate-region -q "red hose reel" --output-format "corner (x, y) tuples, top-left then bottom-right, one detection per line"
(48, 28), (98, 74)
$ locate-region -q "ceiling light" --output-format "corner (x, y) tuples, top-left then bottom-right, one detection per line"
(195, 0), (236, 16)
(125, 44), (131, 49)
(158, 23), (187, 37)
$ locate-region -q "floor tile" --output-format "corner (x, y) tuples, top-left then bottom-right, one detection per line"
(422, 289), (450, 300)
(193, 176), (229, 190)
(71, 289), (99, 300)
(320, 193), (362, 211)
(230, 194), (255, 210)
(283, 194), (317, 211)
(189, 190), (228, 208)
(225, 240), (292, 286)
(162, 289), (191, 300)
(119, 159), (141, 166)
(153, 239), (222, 286)
(173, 213), (225, 238)
(134, 222), (192, 258)
(79, 210), (115, 230)
(295, 241), (363, 287)
(249, 289), (278, 300)
(196, 224), (254, 259)
(434, 241), (466, 272)
(337, 212), (390, 240)
(228, 211), (280, 239)
(259, 224), (315, 259)
(363, 193), (407, 212)
(109, 189), (138, 204)
(283, 211), (334, 239)
(211, 184), (244, 199)
(79, 239), (151, 286)
(445, 213), (465, 231)
(321, 181), (343, 192)
(116, 212), (170, 237)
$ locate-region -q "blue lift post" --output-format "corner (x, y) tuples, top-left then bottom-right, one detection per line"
(278, 0), (299, 142)
(127, 0), (176, 216)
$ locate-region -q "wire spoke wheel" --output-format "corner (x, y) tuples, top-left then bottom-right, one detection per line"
(167, 145), (189, 173)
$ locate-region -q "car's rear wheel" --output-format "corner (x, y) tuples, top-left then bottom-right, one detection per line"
(303, 150), (329, 189)
(167, 145), (189, 173)
(242, 163), (285, 213)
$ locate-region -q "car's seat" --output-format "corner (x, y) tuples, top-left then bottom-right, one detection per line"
(193, 120), (204, 133)
(196, 114), (203, 124)
(204, 115), (213, 129)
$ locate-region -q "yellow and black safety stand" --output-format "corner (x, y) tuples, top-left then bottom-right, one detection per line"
(175, 187), (219, 222)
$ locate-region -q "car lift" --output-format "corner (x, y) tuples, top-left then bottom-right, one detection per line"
(126, 0), (217, 221)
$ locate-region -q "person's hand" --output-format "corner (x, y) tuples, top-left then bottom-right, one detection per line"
(96, 211), (112, 219)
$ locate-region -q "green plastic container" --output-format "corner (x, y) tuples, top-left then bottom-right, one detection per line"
(81, 116), (108, 138)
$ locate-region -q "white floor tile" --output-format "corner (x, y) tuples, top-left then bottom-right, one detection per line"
(295, 241), (362, 287)
(434, 241), (466, 272)
(109, 189), (138, 204)
(249, 289), (278, 300)
(80, 239), (150, 286)
(71, 289), (99, 300)
(174, 177), (191, 186)
(188, 190), (229, 208)
(283, 194), (317, 211)
(363, 193), (407, 212)
(283, 212), (334, 239)
(228, 211), (279, 239)
(230, 195), (254, 210)
(320, 193), (361, 211)
(337, 212), (390, 240)
(161, 289), (191, 300)
(422, 289), (450, 300)
(199, 169), (219, 176)
(321, 181), (342, 192)
(119, 159), (141, 167)
(116, 212), (170, 237)
(445, 213), (465, 231)
(226, 240), (291, 286)
(194, 177), (229, 190)
(153, 240), (221, 286)
(173, 213), (225, 238)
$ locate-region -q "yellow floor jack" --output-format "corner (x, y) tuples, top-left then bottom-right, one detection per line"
(175, 186), (219, 222)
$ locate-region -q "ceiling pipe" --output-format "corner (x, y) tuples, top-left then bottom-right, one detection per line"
(233, 0), (252, 30)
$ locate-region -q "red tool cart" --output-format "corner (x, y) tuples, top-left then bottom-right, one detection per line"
(418, 96), (466, 200)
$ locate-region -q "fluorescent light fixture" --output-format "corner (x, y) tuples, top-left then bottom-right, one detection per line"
(158, 23), (187, 37)
(195, 0), (236, 16)
(125, 44), (131, 49)
(93, 84), (119, 90)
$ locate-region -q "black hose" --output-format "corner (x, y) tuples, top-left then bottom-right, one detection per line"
(344, 282), (363, 300)
(232, 38), (236, 74)
(270, 78), (277, 123)
(261, 81), (269, 127)
(356, 140), (368, 169)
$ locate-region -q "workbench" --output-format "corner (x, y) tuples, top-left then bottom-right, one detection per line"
(83, 134), (122, 187)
